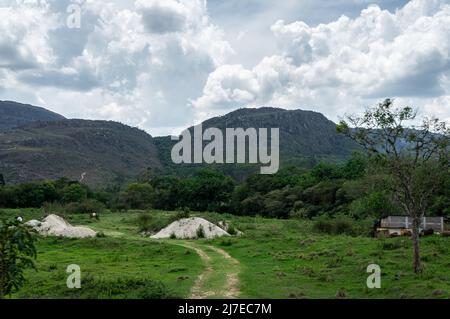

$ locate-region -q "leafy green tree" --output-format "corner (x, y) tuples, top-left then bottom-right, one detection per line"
(0, 219), (36, 298)
(183, 169), (234, 212)
(150, 176), (184, 210)
(340, 152), (367, 179)
(118, 183), (155, 210)
(349, 191), (401, 219)
(263, 187), (300, 219)
(239, 193), (265, 216)
(61, 183), (88, 203)
(337, 99), (450, 273)
(311, 163), (342, 181)
(302, 180), (343, 207)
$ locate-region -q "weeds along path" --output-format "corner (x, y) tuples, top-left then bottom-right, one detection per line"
(173, 241), (241, 299)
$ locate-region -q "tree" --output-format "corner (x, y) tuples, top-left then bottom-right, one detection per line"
(183, 169), (235, 212)
(61, 183), (88, 203)
(0, 174), (5, 186)
(0, 219), (37, 298)
(118, 183), (155, 210)
(337, 99), (449, 273)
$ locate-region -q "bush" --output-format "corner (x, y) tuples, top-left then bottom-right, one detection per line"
(135, 214), (169, 234)
(65, 199), (105, 215)
(289, 208), (309, 219)
(176, 207), (190, 220)
(136, 214), (152, 233)
(227, 224), (237, 236)
(196, 225), (205, 238)
(96, 232), (106, 238)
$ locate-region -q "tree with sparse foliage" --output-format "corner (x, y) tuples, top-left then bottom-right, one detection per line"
(0, 219), (37, 298)
(337, 99), (450, 273)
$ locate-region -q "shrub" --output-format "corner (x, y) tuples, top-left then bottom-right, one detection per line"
(227, 224), (237, 236)
(136, 214), (152, 233)
(176, 207), (190, 220)
(65, 199), (105, 215)
(289, 208), (309, 219)
(196, 225), (205, 239)
(135, 214), (169, 233)
(170, 232), (177, 239)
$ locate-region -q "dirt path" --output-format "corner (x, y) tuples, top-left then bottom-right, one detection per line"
(174, 242), (241, 299)
(90, 225), (241, 299)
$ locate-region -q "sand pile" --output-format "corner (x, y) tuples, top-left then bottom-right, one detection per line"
(25, 214), (97, 238)
(151, 217), (230, 239)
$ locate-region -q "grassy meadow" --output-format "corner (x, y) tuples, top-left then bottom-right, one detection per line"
(1, 208), (449, 299)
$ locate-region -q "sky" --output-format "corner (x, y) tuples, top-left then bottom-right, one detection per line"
(0, 0), (449, 136)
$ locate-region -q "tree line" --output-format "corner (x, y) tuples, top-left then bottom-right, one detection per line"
(1, 153), (448, 221)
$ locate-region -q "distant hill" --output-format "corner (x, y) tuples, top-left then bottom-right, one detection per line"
(0, 102), (360, 186)
(0, 119), (162, 187)
(0, 100), (66, 130)
(154, 107), (360, 178)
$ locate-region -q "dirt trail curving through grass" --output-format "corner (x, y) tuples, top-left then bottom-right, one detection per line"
(174, 241), (241, 299)
(89, 223), (240, 299)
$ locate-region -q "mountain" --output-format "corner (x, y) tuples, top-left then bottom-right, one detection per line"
(0, 100), (66, 130)
(0, 119), (162, 187)
(154, 107), (360, 178)
(0, 102), (360, 186)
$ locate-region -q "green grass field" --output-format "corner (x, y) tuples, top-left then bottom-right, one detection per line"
(1, 209), (449, 299)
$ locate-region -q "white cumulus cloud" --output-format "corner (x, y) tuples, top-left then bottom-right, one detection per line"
(193, 0), (450, 123)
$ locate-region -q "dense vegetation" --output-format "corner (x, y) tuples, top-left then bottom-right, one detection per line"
(1, 153), (448, 223)
(0, 218), (36, 298)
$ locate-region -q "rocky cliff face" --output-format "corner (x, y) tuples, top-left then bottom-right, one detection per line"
(154, 107), (360, 177)
(202, 107), (357, 158)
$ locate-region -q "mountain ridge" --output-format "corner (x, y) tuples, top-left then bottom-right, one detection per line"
(0, 100), (66, 131)
(0, 101), (360, 186)
(0, 118), (162, 187)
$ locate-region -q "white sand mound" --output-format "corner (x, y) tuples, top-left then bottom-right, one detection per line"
(151, 217), (230, 239)
(25, 214), (96, 239)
